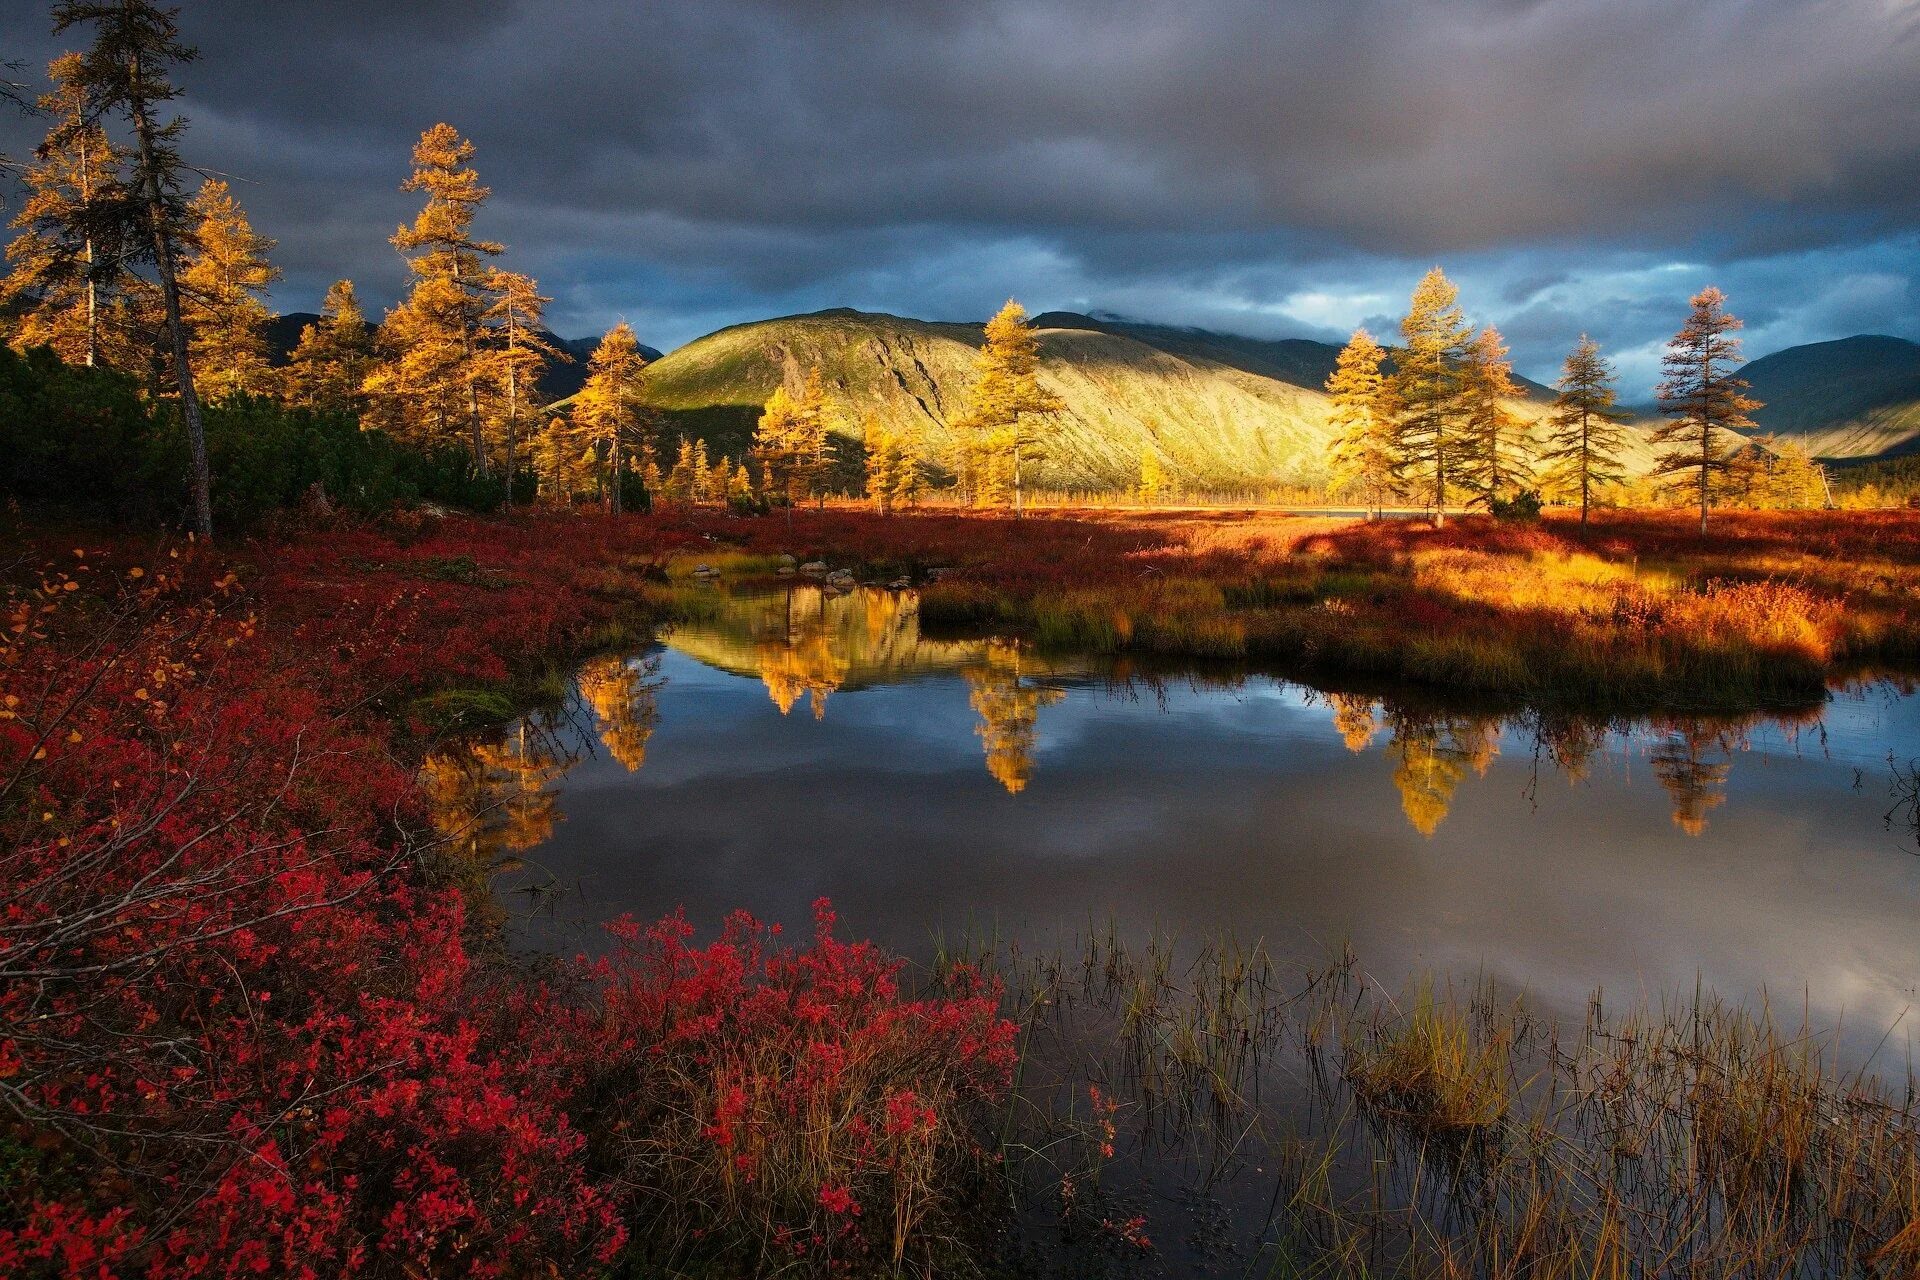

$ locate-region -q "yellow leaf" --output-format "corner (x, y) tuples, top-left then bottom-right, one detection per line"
(134, 688), (149, 700)
(128, 567), (145, 579)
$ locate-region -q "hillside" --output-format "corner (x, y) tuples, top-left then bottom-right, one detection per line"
(637, 308), (1596, 490)
(1743, 335), (1920, 461)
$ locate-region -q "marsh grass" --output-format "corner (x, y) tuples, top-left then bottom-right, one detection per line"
(940, 928), (1920, 1277)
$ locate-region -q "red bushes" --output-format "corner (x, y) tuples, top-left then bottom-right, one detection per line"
(0, 515), (1015, 1278)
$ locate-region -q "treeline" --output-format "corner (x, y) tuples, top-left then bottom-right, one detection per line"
(1321, 270), (1826, 530)
(0, 8), (685, 534)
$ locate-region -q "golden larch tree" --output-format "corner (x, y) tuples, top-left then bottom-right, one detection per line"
(1325, 328), (1398, 518)
(1457, 325), (1530, 507)
(572, 321), (653, 513)
(955, 299), (1061, 515)
(180, 178), (279, 397)
(1541, 335), (1631, 524)
(1392, 268), (1473, 527)
(2, 52), (145, 370)
(479, 267), (562, 485)
(1653, 287), (1759, 532)
(371, 123), (502, 468)
(286, 279), (374, 415)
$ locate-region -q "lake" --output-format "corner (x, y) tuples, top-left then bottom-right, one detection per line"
(433, 583), (1920, 1061)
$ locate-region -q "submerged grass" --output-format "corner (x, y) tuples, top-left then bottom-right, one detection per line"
(942, 928), (1920, 1277)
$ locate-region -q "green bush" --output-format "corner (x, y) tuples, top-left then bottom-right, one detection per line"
(0, 346), (521, 527)
(1489, 489), (1544, 522)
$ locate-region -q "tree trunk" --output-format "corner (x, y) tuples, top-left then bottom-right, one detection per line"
(127, 73), (211, 538)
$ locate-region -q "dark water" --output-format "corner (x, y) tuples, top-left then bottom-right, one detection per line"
(434, 584), (1920, 1055)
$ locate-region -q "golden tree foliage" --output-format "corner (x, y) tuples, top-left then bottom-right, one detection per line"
(1385, 714), (1497, 837)
(1393, 269), (1474, 526)
(1137, 448), (1168, 505)
(964, 641), (1064, 794)
(752, 371), (832, 508)
(1325, 328), (1398, 517)
(1, 52), (146, 371)
(369, 123), (502, 465)
(180, 178), (279, 397)
(1541, 335), (1632, 524)
(577, 654), (662, 771)
(1649, 723), (1732, 836)
(1457, 325), (1530, 506)
(286, 279), (374, 414)
(1653, 287), (1760, 532)
(954, 300), (1061, 514)
(567, 322), (653, 512)
(863, 416), (916, 515)
(1326, 693), (1380, 753)
(480, 267), (563, 482)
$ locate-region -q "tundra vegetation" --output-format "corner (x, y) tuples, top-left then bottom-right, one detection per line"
(4, 4), (1920, 1276)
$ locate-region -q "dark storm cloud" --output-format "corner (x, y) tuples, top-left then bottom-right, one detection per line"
(2, 0), (1917, 382)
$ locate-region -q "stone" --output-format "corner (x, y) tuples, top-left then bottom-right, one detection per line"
(800, 561), (828, 576)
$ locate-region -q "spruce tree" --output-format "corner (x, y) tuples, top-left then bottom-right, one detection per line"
(1541, 335), (1630, 524)
(1325, 328), (1397, 518)
(180, 177), (278, 397)
(53, 0), (214, 535)
(1653, 287), (1759, 532)
(1391, 268), (1472, 527)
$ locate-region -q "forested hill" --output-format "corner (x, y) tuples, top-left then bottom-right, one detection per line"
(634, 307), (1612, 490)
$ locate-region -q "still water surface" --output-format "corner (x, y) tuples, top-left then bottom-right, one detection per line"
(434, 585), (1920, 1053)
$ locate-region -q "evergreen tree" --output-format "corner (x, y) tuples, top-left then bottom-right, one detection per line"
(1541, 335), (1630, 524)
(1653, 287), (1759, 532)
(180, 177), (278, 397)
(53, 0), (215, 535)
(1, 52), (142, 370)
(1457, 325), (1530, 507)
(572, 322), (651, 513)
(955, 299), (1061, 514)
(1391, 268), (1473, 527)
(286, 279), (373, 414)
(1325, 328), (1397, 518)
(479, 267), (561, 484)
(372, 124), (501, 469)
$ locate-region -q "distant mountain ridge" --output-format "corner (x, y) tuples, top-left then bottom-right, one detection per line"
(1741, 335), (1920, 462)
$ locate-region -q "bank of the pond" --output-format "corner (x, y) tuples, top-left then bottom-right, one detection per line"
(9, 503), (1920, 1278)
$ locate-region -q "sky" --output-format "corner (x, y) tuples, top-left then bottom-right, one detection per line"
(3, 0), (1918, 392)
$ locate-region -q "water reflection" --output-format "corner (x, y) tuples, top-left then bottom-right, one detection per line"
(421, 588), (1889, 860)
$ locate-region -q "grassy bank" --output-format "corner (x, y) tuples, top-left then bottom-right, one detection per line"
(625, 504), (1920, 709)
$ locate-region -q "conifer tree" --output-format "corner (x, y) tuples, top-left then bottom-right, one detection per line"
(1325, 328), (1397, 518)
(479, 267), (561, 484)
(2, 52), (141, 369)
(572, 322), (652, 514)
(374, 123), (501, 469)
(864, 417), (909, 515)
(955, 299), (1061, 515)
(1653, 287), (1759, 532)
(1541, 335), (1630, 524)
(286, 279), (373, 414)
(664, 436), (699, 503)
(1391, 268), (1473, 527)
(1137, 448), (1167, 506)
(53, 0), (214, 535)
(752, 385), (806, 510)
(180, 178), (278, 397)
(1457, 326), (1530, 507)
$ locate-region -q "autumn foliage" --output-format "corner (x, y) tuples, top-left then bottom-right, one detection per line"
(0, 512), (1015, 1277)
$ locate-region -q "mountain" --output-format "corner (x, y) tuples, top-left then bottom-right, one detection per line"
(1742, 335), (1920, 462)
(265, 313), (659, 405)
(636, 307), (1631, 490)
